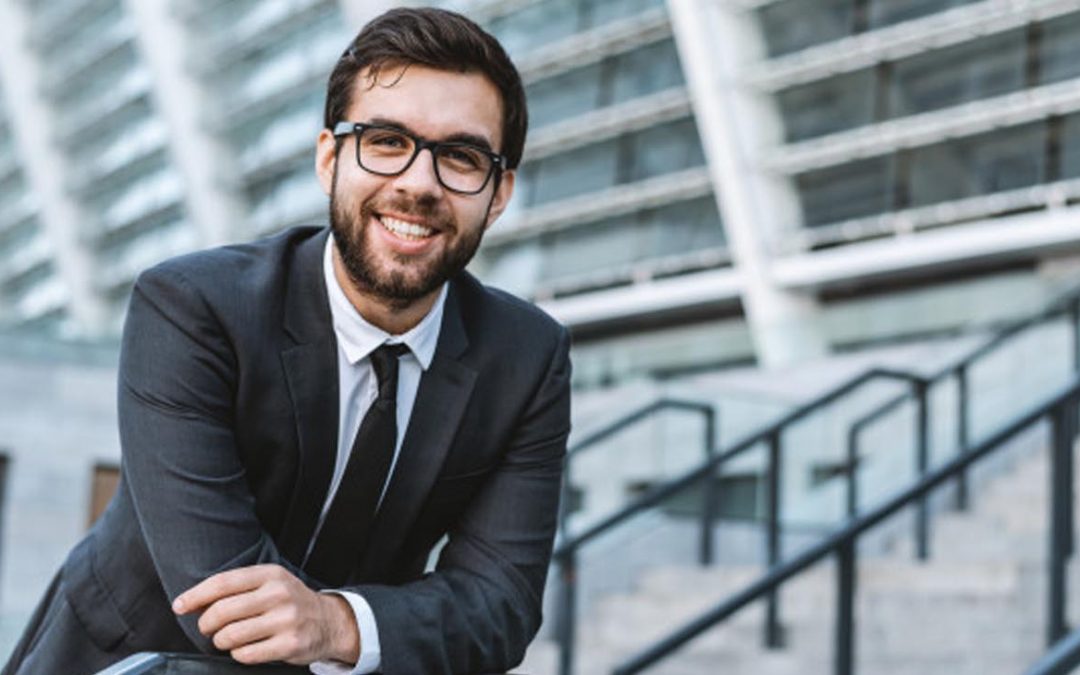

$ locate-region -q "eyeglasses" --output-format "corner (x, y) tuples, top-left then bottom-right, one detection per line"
(332, 122), (506, 195)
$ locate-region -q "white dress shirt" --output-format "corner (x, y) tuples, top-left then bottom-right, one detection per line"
(310, 236), (446, 675)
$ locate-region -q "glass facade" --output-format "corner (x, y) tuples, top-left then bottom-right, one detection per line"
(0, 88), (61, 332)
(762, 3), (1080, 238)
(0, 0), (1075, 381)
(474, 0), (726, 301)
(182, 0), (349, 237)
(25, 0), (186, 325)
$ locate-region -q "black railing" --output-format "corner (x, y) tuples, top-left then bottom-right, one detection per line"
(555, 397), (717, 675)
(1025, 624), (1080, 675)
(551, 282), (1080, 675)
(553, 366), (923, 673)
(613, 375), (1080, 674)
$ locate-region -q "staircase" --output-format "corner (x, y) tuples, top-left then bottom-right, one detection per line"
(522, 425), (1080, 674)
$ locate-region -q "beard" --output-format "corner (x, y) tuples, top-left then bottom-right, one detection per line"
(329, 175), (485, 310)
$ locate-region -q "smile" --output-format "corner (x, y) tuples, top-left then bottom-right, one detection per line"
(378, 215), (436, 241)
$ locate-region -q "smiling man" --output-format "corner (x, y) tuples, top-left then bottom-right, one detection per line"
(2, 8), (570, 675)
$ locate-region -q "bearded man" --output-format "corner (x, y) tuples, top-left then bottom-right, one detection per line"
(3, 8), (570, 675)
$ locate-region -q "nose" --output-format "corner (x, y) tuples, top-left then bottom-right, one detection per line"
(392, 147), (444, 196)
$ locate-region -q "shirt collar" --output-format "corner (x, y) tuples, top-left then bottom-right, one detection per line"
(322, 234), (445, 370)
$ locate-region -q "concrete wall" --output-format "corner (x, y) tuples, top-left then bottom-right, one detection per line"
(0, 337), (120, 657)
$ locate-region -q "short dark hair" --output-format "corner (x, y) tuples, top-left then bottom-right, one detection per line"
(324, 7), (528, 170)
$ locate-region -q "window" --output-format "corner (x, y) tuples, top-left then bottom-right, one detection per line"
(525, 39), (685, 130)
(758, 0), (854, 57)
(1040, 12), (1080, 86)
(1062, 113), (1080, 181)
(890, 29), (1026, 117)
(526, 64), (606, 129)
(89, 463), (120, 528)
(778, 70), (877, 142)
(797, 157), (894, 226)
(867, 0), (980, 30)
(908, 122), (1046, 206)
(542, 197), (723, 283)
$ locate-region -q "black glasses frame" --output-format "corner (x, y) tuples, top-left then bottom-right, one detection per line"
(332, 121), (506, 195)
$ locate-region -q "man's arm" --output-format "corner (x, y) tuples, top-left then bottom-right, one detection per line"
(350, 325), (572, 674)
(119, 266), (319, 651)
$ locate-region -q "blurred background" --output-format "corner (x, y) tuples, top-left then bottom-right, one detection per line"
(2, 0), (1080, 672)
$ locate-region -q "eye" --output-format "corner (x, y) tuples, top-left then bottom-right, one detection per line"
(439, 146), (486, 171)
(364, 130), (411, 150)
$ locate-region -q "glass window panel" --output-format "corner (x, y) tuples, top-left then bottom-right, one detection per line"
(890, 30), (1025, 117)
(1062, 113), (1080, 180)
(487, 0), (581, 57)
(609, 39), (685, 105)
(55, 42), (139, 109)
(909, 122), (1047, 206)
(757, 0), (853, 57)
(529, 140), (620, 205)
(797, 158), (893, 226)
(474, 241), (542, 297)
(582, 0), (666, 29)
(778, 70), (877, 141)
(639, 196), (724, 257)
(1040, 12), (1080, 86)
(625, 118), (705, 183)
(868, 0), (981, 29)
(541, 196), (723, 281)
(545, 219), (638, 279)
(526, 63), (605, 129)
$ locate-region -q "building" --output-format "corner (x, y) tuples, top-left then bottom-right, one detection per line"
(2, 0), (1080, 664)
(1, 0), (1079, 373)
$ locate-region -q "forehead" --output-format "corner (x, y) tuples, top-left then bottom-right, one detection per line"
(347, 64), (504, 149)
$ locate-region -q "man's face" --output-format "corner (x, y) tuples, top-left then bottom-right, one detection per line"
(315, 64), (515, 308)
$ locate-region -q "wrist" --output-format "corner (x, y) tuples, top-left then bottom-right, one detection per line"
(320, 593), (361, 664)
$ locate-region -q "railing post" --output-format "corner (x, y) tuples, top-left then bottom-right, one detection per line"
(846, 424), (859, 520)
(700, 406), (718, 567)
(1048, 403), (1072, 647)
(1070, 298), (1080, 374)
(954, 364), (970, 511)
(556, 551), (578, 675)
(914, 378), (930, 561)
(835, 539), (856, 675)
(764, 431), (784, 648)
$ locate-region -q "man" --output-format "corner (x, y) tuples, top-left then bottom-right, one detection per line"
(3, 7), (570, 675)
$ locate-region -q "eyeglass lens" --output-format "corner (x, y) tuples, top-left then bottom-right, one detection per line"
(357, 127), (494, 194)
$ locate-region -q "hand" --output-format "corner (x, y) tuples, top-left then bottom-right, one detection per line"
(172, 564), (360, 666)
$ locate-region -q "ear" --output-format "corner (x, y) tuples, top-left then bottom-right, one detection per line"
(315, 128), (338, 196)
(483, 169), (516, 230)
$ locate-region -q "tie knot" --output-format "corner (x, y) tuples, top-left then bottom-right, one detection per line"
(369, 343), (409, 401)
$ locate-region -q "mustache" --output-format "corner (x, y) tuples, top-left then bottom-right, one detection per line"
(360, 194), (448, 222)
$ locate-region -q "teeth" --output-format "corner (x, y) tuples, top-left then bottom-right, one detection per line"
(380, 216), (434, 240)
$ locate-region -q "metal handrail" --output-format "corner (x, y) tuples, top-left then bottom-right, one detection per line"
(1025, 625), (1080, 675)
(613, 375), (1080, 674)
(556, 368), (924, 557)
(558, 396), (717, 537)
(566, 397), (714, 460)
(844, 287), (1080, 515)
(552, 367), (924, 672)
(552, 281), (1080, 674)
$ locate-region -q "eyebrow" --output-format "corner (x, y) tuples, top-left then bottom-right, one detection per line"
(365, 116), (496, 154)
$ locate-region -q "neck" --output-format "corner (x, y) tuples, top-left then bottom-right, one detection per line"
(331, 246), (439, 335)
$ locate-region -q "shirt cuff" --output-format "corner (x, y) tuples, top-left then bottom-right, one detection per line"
(308, 591), (381, 675)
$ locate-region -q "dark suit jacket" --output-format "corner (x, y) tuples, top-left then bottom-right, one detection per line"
(57, 226), (571, 674)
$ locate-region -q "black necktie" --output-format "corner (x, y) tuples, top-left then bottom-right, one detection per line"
(305, 343), (410, 585)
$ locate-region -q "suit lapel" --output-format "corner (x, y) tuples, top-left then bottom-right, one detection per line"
(359, 279), (477, 577)
(276, 230), (340, 565)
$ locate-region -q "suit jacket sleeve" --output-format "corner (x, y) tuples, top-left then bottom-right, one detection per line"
(118, 265), (311, 652)
(352, 324), (572, 675)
